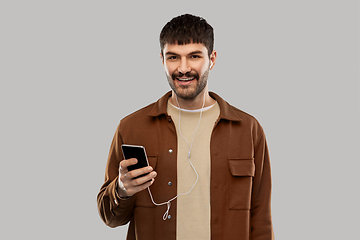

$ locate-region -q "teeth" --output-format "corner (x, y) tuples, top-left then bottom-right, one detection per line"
(178, 78), (194, 81)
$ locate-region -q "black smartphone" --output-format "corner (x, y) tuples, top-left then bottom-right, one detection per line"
(121, 144), (150, 178)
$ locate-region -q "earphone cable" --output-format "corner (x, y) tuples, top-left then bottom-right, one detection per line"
(147, 92), (206, 220)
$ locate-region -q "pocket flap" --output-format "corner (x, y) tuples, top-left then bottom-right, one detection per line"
(228, 158), (255, 177)
(147, 156), (157, 169)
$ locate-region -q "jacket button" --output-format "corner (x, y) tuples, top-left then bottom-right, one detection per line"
(168, 181), (172, 186)
(168, 118), (172, 122)
(168, 215), (172, 219)
(214, 183), (219, 188)
(169, 149), (173, 153)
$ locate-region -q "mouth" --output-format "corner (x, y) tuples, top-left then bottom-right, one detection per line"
(171, 70), (199, 86)
(175, 77), (196, 86)
(176, 77), (195, 82)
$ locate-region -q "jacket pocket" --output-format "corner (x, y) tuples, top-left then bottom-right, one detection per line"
(134, 155), (157, 208)
(227, 158), (254, 210)
(147, 155), (157, 170)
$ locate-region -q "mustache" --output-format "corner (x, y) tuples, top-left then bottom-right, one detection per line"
(172, 70), (199, 80)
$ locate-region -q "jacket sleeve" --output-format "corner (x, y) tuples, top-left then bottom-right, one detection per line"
(251, 126), (274, 239)
(97, 123), (135, 227)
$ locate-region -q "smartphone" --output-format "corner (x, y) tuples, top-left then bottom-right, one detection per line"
(121, 144), (150, 178)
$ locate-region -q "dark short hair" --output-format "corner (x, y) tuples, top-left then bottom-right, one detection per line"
(160, 14), (214, 57)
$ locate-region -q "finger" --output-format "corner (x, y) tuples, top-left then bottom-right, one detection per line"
(123, 170), (157, 190)
(120, 167), (154, 188)
(126, 178), (156, 196)
(130, 171), (157, 186)
(119, 158), (138, 173)
(125, 166), (153, 180)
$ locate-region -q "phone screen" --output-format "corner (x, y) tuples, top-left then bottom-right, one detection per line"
(121, 144), (150, 178)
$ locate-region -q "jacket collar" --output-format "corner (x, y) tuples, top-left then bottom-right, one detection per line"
(148, 91), (242, 122)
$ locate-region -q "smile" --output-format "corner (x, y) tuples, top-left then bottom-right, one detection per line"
(177, 77), (195, 81)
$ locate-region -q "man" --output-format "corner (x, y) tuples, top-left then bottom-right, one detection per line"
(97, 14), (274, 240)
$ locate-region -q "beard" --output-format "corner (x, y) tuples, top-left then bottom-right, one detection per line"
(166, 68), (210, 100)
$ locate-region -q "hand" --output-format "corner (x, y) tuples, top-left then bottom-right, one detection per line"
(118, 158), (157, 198)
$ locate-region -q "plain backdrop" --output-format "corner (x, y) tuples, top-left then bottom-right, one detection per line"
(1, 1), (359, 239)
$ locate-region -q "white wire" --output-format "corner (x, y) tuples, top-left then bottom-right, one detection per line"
(147, 92), (206, 220)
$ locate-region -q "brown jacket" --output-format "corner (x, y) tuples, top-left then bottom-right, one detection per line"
(97, 91), (274, 240)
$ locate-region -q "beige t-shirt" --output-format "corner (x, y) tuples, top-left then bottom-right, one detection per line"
(167, 101), (220, 240)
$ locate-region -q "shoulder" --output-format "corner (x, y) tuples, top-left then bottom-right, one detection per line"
(211, 91), (261, 127)
(120, 102), (156, 126)
(224, 101), (266, 140)
(115, 102), (158, 141)
(232, 105), (261, 126)
(120, 91), (171, 125)
(232, 104), (255, 119)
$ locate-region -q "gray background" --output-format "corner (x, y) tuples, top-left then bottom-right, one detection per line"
(1, 0), (359, 239)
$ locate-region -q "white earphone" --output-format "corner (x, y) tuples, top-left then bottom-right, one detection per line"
(147, 93), (206, 221)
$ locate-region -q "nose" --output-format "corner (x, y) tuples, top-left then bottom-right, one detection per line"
(178, 58), (191, 74)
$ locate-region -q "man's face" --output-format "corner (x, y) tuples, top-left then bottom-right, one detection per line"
(162, 43), (215, 100)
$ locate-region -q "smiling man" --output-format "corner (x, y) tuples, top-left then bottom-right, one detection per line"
(163, 42), (216, 108)
(97, 14), (274, 240)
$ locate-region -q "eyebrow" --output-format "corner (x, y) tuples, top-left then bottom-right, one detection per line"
(165, 50), (205, 56)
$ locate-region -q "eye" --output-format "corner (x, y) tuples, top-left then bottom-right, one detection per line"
(190, 55), (201, 59)
(167, 55), (178, 60)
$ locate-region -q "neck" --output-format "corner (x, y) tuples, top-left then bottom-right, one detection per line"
(169, 88), (215, 110)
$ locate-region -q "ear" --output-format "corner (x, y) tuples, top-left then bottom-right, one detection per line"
(160, 53), (164, 65)
(209, 50), (217, 70)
